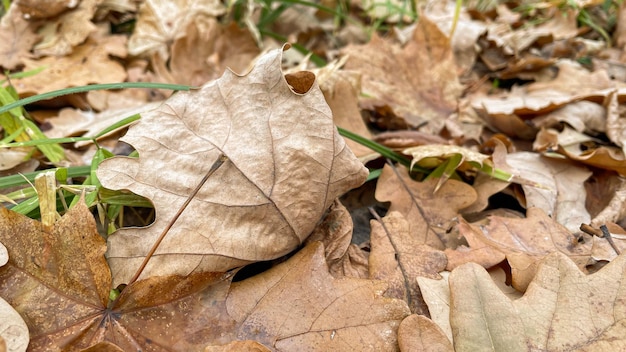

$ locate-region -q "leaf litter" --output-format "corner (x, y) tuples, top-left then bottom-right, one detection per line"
(1, 0), (626, 351)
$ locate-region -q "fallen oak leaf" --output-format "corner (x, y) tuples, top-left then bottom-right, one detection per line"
(97, 45), (368, 286)
(226, 241), (411, 350)
(0, 201), (407, 351)
(449, 251), (626, 351)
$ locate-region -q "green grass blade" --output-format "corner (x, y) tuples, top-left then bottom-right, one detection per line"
(0, 82), (191, 116)
(0, 165), (91, 189)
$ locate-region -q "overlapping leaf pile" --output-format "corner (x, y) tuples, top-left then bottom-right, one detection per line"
(1, 0), (626, 351)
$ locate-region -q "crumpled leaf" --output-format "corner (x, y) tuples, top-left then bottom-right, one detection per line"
(449, 251), (626, 351)
(97, 46), (368, 285)
(128, 0), (225, 60)
(506, 151), (592, 233)
(227, 242), (411, 350)
(0, 5), (38, 70)
(14, 33), (127, 96)
(31, 0), (100, 57)
(342, 14), (463, 133)
(470, 207), (592, 291)
(152, 20), (260, 86)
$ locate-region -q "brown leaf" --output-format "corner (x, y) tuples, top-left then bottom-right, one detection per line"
(506, 151), (592, 233)
(153, 21), (260, 86)
(397, 314), (453, 352)
(97, 46), (368, 286)
(0, 5), (38, 70)
(226, 241), (410, 350)
(444, 217), (506, 271)
(449, 251), (626, 351)
(31, 0), (100, 57)
(375, 165), (477, 249)
(472, 207), (591, 291)
(305, 200), (369, 279)
(342, 14), (463, 133)
(128, 0), (225, 60)
(369, 211), (447, 314)
(14, 33), (127, 95)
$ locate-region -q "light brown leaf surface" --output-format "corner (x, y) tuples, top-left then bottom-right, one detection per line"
(471, 207), (592, 291)
(342, 14), (463, 133)
(31, 0), (100, 57)
(305, 200), (369, 279)
(97, 46), (368, 285)
(152, 21), (260, 86)
(397, 314), (453, 352)
(449, 252), (626, 351)
(506, 151), (592, 233)
(369, 211), (447, 314)
(13, 32), (127, 95)
(227, 242), (410, 351)
(375, 165), (477, 249)
(0, 5), (37, 70)
(0, 241), (28, 352)
(128, 0), (225, 60)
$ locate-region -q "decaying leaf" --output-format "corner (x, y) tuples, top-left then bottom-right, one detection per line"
(470, 207), (592, 291)
(342, 14), (463, 133)
(0, 199), (408, 351)
(449, 251), (626, 351)
(227, 242), (410, 350)
(97, 46), (368, 285)
(375, 164), (477, 249)
(369, 211), (447, 314)
(14, 33), (127, 96)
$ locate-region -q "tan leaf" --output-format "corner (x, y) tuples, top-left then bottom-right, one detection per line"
(305, 200), (369, 279)
(369, 211), (447, 314)
(470, 60), (614, 134)
(318, 67), (376, 160)
(506, 151), (592, 233)
(128, 0), (225, 60)
(555, 144), (626, 176)
(0, 5), (38, 70)
(444, 217), (506, 271)
(416, 272), (453, 344)
(397, 314), (453, 352)
(153, 21), (260, 86)
(97, 46), (368, 285)
(226, 242), (411, 351)
(342, 14), (463, 133)
(31, 0), (100, 57)
(449, 252), (626, 351)
(473, 207), (592, 291)
(14, 34), (127, 95)
(375, 165), (477, 249)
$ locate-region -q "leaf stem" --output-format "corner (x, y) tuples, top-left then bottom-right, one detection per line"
(125, 154), (229, 286)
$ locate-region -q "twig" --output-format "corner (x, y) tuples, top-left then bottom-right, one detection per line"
(125, 154), (228, 287)
(580, 223), (621, 256)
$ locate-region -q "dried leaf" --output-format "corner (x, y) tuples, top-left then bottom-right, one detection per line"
(397, 314), (453, 352)
(369, 211), (447, 314)
(97, 46), (368, 285)
(450, 252), (626, 351)
(506, 151), (592, 233)
(0, 5), (38, 70)
(473, 207), (592, 291)
(128, 0), (225, 60)
(15, 34), (127, 95)
(226, 242), (411, 350)
(375, 165), (477, 249)
(343, 14), (463, 133)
